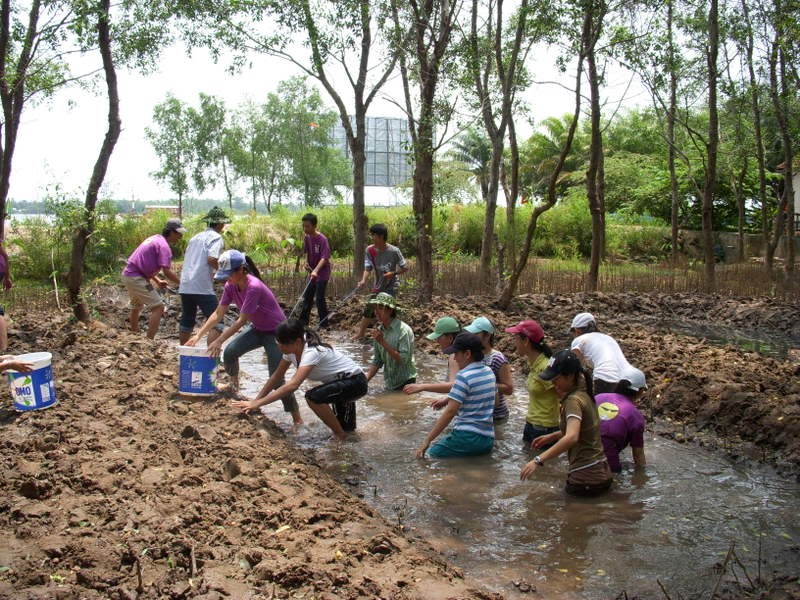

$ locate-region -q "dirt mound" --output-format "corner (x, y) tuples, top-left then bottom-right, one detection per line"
(329, 291), (800, 474)
(0, 311), (500, 599)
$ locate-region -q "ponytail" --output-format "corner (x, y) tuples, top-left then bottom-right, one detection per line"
(244, 255), (262, 281)
(531, 339), (553, 358)
(276, 318), (332, 350)
(582, 368), (594, 399)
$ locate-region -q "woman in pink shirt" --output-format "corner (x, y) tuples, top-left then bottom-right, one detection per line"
(188, 250), (301, 426)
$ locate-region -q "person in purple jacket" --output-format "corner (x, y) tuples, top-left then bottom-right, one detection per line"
(299, 213), (331, 328)
(122, 218), (184, 339)
(187, 250), (302, 426)
(594, 366), (647, 473)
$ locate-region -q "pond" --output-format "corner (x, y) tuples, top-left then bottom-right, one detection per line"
(237, 333), (800, 599)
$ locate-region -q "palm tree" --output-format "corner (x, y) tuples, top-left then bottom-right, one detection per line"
(448, 128), (492, 203)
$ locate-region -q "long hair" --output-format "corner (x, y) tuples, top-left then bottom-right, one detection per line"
(276, 318), (333, 350)
(614, 380), (638, 399)
(243, 255), (263, 281)
(531, 339), (553, 358)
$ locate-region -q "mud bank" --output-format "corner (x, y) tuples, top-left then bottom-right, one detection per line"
(0, 311), (500, 599)
(330, 291), (800, 475)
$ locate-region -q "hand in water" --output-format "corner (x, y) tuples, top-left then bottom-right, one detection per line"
(520, 460), (539, 480)
(414, 441), (429, 459)
(403, 383), (422, 395)
(428, 397), (448, 410)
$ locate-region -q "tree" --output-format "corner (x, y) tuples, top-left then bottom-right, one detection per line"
(448, 128), (491, 203)
(146, 95), (196, 216)
(389, 0), (462, 302)
(176, 0), (400, 279)
(190, 93), (235, 209)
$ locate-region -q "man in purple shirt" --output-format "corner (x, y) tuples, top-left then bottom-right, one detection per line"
(594, 366), (647, 473)
(122, 218), (185, 339)
(299, 213), (331, 328)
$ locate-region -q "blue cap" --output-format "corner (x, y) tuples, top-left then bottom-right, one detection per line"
(464, 316), (495, 334)
(215, 249), (246, 280)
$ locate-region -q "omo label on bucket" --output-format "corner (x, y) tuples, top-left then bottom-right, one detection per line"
(12, 375), (35, 407)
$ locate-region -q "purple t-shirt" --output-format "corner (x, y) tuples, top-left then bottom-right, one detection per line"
(304, 233), (331, 281)
(122, 234), (172, 279)
(594, 392), (646, 472)
(220, 274), (285, 333)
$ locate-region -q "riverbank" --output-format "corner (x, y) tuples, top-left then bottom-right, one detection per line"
(0, 309), (500, 599)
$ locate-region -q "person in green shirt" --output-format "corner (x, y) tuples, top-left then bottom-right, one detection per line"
(403, 316), (461, 408)
(505, 320), (559, 448)
(365, 293), (417, 391)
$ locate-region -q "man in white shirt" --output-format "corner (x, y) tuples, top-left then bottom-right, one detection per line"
(178, 207), (230, 344)
(569, 312), (634, 394)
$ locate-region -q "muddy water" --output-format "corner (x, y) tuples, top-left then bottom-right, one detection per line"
(236, 335), (800, 599)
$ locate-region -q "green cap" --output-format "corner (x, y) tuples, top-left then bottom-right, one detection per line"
(202, 206), (231, 225)
(368, 292), (401, 311)
(426, 317), (461, 340)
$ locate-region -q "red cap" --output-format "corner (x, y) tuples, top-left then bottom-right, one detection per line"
(504, 320), (545, 343)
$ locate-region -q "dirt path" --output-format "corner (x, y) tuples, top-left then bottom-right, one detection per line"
(0, 310), (501, 599)
(331, 291), (800, 475)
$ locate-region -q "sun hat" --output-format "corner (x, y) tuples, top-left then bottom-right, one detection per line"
(165, 218), (187, 233)
(367, 292), (401, 311)
(504, 319), (545, 343)
(215, 249), (246, 280)
(570, 312), (595, 331)
(442, 332), (484, 355)
(619, 366), (647, 391)
(202, 206), (232, 225)
(426, 317), (460, 340)
(464, 316), (495, 335)
(538, 349), (583, 381)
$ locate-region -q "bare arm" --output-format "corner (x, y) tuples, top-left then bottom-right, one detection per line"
(404, 381), (453, 395)
(521, 417), (580, 480)
(232, 362), (309, 414)
(187, 304), (228, 345)
(496, 363), (514, 397)
(161, 267), (180, 285)
(207, 257), (219, 269)
(415, 399), (460, 458)
(365, 364), (379, 382)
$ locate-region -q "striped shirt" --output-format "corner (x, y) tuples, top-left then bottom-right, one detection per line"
(448, 362), (496, 438)
(483, 350), (509, 419)
(371, 318), (417, 391)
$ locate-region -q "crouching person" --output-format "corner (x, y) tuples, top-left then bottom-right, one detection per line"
(232, 319), (367, 440)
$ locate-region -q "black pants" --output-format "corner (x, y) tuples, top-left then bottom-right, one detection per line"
(299, 279), (329, 327)
(305, 372), (368, 432)
(593, 379), (617, 395)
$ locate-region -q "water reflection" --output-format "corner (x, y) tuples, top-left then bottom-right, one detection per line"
(236, 333), (800, 599)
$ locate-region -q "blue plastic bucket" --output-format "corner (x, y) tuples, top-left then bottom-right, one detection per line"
(178, 346), (217, 396)
(7, 352), (57, 411)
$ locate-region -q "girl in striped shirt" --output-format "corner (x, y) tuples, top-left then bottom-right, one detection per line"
(415, 333), (497, 458)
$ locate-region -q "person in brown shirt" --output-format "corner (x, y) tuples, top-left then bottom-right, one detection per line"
(520, 349), (613, 497)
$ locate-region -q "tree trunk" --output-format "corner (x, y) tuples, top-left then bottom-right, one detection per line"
(478, 145), (501, 289)
(586, 14), (604, 292)
(222, 155), (233, 211)
(701, 0), (719, 291)
(0, 0), (41, 240)
(66, 0), (120, 323)
(734, 161), (747, 262)
(667, 0), (680, 263)
(498, 45), (585, 309)
(350, 127), (367, 281)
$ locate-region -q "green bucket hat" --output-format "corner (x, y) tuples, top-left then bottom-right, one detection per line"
(368, 292), (401, 311)
(202, 206), (231, 225)
(426, 317), (460, 340)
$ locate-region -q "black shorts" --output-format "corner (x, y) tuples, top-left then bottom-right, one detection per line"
(305, 372), (368, 405)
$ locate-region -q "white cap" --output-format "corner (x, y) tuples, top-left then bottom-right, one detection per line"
(620, 366), (647, 391)
(570, 312), (595, 330)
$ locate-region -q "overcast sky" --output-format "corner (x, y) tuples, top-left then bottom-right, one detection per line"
(9, 34), (649, 207)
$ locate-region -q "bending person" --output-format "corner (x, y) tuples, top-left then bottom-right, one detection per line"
(187, 250), (301, 426)
(520, 349), (613, 497)
(403, 317), (461, 409)
(505, 320), (559, 448)
(364, 293), (416, 391)
(569, 312), (633, 394)
(595, 366), (647, 473)
(232, 319), (367, 440)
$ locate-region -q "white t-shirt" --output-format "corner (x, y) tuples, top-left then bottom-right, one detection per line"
(179, 228), (224, 295)
(282, 344), (363, 384)
(570, 332), (632, 383)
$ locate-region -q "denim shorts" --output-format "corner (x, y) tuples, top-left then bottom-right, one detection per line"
(179, 293), (223, 333)
(428, 429), (493, 458)
(522, 422), (560, 445)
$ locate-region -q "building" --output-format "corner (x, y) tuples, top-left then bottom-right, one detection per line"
(331, 116), (413, 187)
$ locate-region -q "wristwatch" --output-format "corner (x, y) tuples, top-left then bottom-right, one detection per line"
(534, 455), (545, 466)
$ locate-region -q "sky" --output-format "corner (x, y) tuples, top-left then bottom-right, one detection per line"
(9, 27), (650, 208)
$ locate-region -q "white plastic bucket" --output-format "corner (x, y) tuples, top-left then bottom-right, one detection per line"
(178, 346), (217, 396)
(7, 352), (57, 411)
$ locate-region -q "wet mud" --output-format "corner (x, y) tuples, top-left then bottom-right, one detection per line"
(0, 309), (500, 599)
(330, 291), (800, 476)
